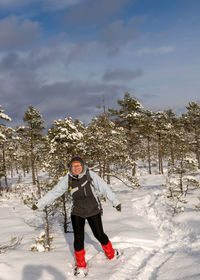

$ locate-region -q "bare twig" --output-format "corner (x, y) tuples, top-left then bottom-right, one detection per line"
(104, 172), (139, 189)
(0, 236), (23, 254)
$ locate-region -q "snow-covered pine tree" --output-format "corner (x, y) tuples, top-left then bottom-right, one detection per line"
(83, 114), (116, 181)
(6, 145), (17, 178)
(14, 132), (31, 178)
(46, 117), (84, 177)
(30, 230), (53, 253)
(165, 156), (199, 215)
(1, 127), (15, 191)
(163, 109), (180, 166)
(83, 115), (107, 178)
(168, 146), (195, 193)
(0, 105), (12, 192)
(165, 123), (199, 215)
(182, 102), (200, 169)
(17, 105), (45, 185)
(83, 114), (138, 188)
(137, 110), (156, 174)
(108, 92), (143, 176)
(151, 111), (172, 174)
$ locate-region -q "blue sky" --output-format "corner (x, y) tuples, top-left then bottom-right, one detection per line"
(0, 0), (200, 127)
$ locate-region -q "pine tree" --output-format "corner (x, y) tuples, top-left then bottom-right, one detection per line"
(46, 117), (84, 177)
(138, 110), (155, 174)
(163, 109), (179, 165)
(83, 113), (137, 187)
(151, 111), (172, 174)
(14, 131), (31, 177)
(182, 102), (200, 169)
(108, 92), (143, 176)
(83, 114), (119, 181)
(0, 105), (11, 135)
(2, 127), (15, 191)
(166, 151), (199, 214)
(0, 105), (12, 192)
(18, 105), (45, 185)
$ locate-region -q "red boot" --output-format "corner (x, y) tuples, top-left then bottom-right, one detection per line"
(101, 240), (115, 260)
(74, 249), (87, 268)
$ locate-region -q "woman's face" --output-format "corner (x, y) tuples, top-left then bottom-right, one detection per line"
(71, 162), (83, 175)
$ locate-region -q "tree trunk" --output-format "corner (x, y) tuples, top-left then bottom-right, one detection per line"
(10, 156), (13, 178)
(179, 157), (183, 193)
(62, 194), (68, 233)
(2, 144), (9, 192)
(132, 165), (136, 176)
(98, 160), (102, 177)
(35, 167), (38, 178)
(30, 130), (36, 185)
(0, 178), (2, 196)
(147, 136), (152, 174)
(36, 177), (41, 198)
(128, 125), (136, 176)
(158, 134), (163, 174)
(44, 207), (51, 251)
(15, 163), (19, 174)
(103, 160), (106, 179)
(170, 136), (175, 165)
(197, 151), (200, 169)
(106, 163), (110, 184)
(23, 167), (26, 177)
(132, 154), (136, 176)
(195, 131), (200, 169)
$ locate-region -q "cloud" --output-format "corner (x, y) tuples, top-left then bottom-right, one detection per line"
(0, 0), (33, 9)
(141, 94), (158, 100)
(63, 0), (130, 27)
(137, 46), (175, 56)
(37, 80), (125, 118)
(103, 68), (143, 82)
(0, 53), (20, 71)
(43, 0), (80, 10)
(37, 81), (126, 126)
(0, 0), (78, 12)
(99, 19), (140, 54)
(0, 70), (126, 127)
(0, 51), (49, 75)
(0, 15), (41, 50)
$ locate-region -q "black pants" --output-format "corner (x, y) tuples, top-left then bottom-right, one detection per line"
(71, 213), (109, 251)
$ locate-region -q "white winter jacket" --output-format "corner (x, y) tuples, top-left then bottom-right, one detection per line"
(37, 169), (120, 210)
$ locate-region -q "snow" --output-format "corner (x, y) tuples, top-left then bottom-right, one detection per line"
(1, 172), (200, 279)
(0, 132), (6, 139)
(0, 112), (11, 121)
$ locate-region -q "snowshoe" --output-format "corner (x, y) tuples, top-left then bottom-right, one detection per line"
(74, 266), (88, 278)
(113, 249), (121, 260)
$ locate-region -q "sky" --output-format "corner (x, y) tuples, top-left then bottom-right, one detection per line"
(0, 0), (200, 128)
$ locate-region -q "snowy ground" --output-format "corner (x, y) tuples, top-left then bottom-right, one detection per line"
(1, 172), (200, 280)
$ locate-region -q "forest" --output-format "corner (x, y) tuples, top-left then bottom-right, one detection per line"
(1, 92), (200, 187)
(0, 92), (200, 252)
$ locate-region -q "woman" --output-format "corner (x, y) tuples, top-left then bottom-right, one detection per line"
(33, 156), (121, 276)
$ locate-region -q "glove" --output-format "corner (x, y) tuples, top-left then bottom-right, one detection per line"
(115, 204), (121, 212)
(32, 204), (38, 210)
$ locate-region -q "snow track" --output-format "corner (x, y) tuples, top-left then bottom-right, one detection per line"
(104, 179), (193, 280)
(108, 247), (148, 280)
(125, 186), (192, 280)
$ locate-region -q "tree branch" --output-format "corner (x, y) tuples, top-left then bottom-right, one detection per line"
(0, 236), (22, 254)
